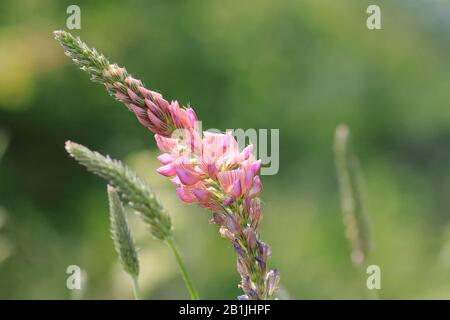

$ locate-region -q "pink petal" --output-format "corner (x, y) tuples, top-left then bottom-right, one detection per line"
(248, 176), (262, 197)
(192, 189), (210, 202)
(217, 170), (241, 193)
(147, 109), (163, 127)
(222, 132), (240, 158)
(207, 163), (218, 178)
(203, 132), (227, 161)
(238, 145), (253, 163)
(169, 101), (183, 127)
(128, 104), (153, 127)
(231, 179), (242, 197)
(115, 92), (129, 103)
(150, 90), (163, 99)
(241, 165), (254, 193)
(171, 176), (181, 185)
(176, 167), (201, 185)
(154, 95), (170, 113)
(176, 187), (196, 203)
(186, 108), (197, 126)
(145, 98), (162, 116)
(157, 163), (176, 177)
(138, 87), (152, 99)
(251, 160), (262, 175)
(155, 134), (177, 153)
(157, 153), (174, 165)
(127, 88), (139, 102)
(222, 196), (235, 206)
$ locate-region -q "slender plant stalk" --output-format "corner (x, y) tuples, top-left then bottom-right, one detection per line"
(334, 124), (372, 266)
(335, 124), (378, 299)
(0, 130), (9, 162)
(166, 238), (200, 300)
(131, 276), (141, 300)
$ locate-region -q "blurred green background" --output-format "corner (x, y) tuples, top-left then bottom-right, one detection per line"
(1, 0), (450, 299)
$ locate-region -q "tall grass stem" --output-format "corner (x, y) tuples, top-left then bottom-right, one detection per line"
(166, 238), (200, 300)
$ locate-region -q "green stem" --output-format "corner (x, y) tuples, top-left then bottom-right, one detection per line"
(131, 276), (141, 300)
(166, 238), (200, 300)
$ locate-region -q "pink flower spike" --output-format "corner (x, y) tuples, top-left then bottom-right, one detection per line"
(157, 153), (174, 165)
(157, 163), (176, 177)
(176, 167), (201, 185)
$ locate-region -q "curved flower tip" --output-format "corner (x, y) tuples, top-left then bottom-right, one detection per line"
(157, 163), (176, 177)
(248, 176), (262, 197)
(251, 159), (262, 174)
(238, 144), (253, 163)
(157, 153), (174, 165)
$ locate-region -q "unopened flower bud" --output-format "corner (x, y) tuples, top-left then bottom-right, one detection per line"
(226, 214), (240, 234)
(243, 227), (257, 250)
(219, 226), (235, 241)
(210, 212), (225, 225)
(236, 257), (248, 275)
(264, 269), (280, 297)
(249, 198), (262, 230)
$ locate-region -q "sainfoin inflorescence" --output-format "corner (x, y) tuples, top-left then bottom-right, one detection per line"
(54, 30), (279, 299)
